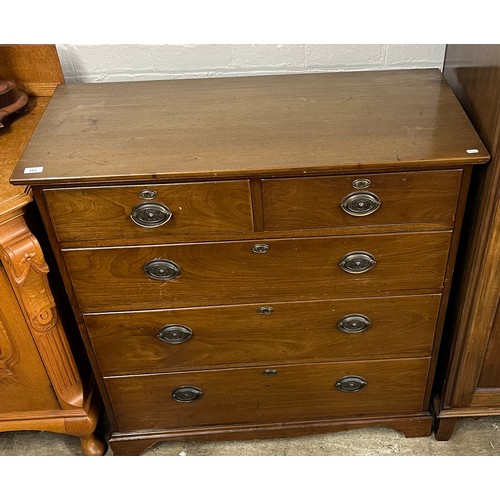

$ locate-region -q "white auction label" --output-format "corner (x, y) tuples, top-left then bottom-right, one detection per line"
(23, 166), (44, 174)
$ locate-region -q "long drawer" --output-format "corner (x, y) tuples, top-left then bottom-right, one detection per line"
(43, 180), (253, 244)
(64, 232), (452, 312)
(262, 170), (462, 231)
(85, 295), (440, 375)
(105, 357), (430, 432)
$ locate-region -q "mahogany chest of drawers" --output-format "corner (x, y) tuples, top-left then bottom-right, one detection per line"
(11, 69), (489, 455)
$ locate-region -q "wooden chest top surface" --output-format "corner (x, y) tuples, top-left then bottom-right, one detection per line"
(11, 69), (489, 187)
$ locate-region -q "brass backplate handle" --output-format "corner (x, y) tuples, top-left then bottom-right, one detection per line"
(157, 324), (193, 344)
(171, 386), (203, 402)
(337, 314), (371, 333)
(144, 259), (181, 281)
(341, 191), (381, 216)
(131, 201), (173, 228)
(339, 252), (376, 274)
(335, 376), (367, 392)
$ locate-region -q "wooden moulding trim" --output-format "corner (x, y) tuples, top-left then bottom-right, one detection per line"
(0, 385), (99, 437)
(434, 393), (500, 418)
(111, 412), (433, 440)
(108, 413), (433, 454)
(0, 384), (93, 424)
(0, 210), (84, 409)
(0, 195), (32, 223)
(11, 160), (489, 188)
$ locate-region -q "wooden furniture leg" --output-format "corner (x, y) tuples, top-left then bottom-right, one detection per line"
(434, 417), (459, 441)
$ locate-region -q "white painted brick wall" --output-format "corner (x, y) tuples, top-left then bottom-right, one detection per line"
(56, 44), (446, 83)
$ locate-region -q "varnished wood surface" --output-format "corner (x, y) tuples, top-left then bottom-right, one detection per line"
(84, 294), (440, 375)
(109, 414), (433, 454)
(64, 232), (451, 312)
(471, 389), (500, 408)
(443, 45), (500, 154)
(436, 45), (500, 412)
(262, 169), (462, 231)
(42, 170), (465, 249)
(105, 357), (430, 432)
(1, 45), (62, 209)
(0, 385), (105, 456)
(0, 97), (49, 212)
(15, 68), (486, 451)
(0, 45), (63, 97)
(43, 180), (253, 243)
(0, 44), (104, 454)
(0, 212), (85, 409)
(478, 302), (500, 387)
(0, 266), (59, 412)
(433, 416), (458, 441)
(12, 70), (489, 187)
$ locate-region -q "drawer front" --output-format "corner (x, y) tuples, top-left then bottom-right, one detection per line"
(65, 232), (451, 312)
(43, 180), (253, 243)
(262, 170), (462, 231)
(105, 358), (430, 431)
(85, 295), (440, 375)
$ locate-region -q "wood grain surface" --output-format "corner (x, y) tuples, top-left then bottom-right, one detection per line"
(109, 414), (434, 454)
(11, 70), (489, 187)
(0, 45), (63, 97)
(437, 45), (500, 411)
(478, 303), (500, 387)
(84, 294), (441, 375)
(64, 231), (452, 312)
(0, 44), (105, 454)
(0, 266), (59, 412)
(13, 67), (488, 450)
(0, 98), (49, 214)
(262, 169), (462, 231)
(105, 357), (430, 431)
(43, 180), (253, 243)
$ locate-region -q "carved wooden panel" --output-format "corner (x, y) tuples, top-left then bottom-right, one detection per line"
(0, 265), (58, 412)
(0, 210), (84, 409)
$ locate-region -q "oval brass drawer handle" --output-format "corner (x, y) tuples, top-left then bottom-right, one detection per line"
(131, 201), (172, 228)
(337, 314), (371, 334)
(144, 259), (181, 281)
(341, 191), (381, 216)
(171, 386), (203, 403)
(157, 324), (193, 344)
(335, 376), (367, 392)
(339, 251), (376, 274)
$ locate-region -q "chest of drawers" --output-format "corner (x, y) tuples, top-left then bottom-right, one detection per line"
(11, 70), (489, 455)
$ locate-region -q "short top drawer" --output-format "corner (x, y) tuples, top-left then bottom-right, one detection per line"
(43, 180), (253, 244)
(261, 170), (462, 231)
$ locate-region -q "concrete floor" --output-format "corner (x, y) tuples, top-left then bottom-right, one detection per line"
(1, 415), (500, 455)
